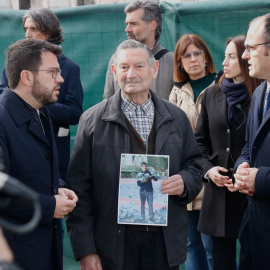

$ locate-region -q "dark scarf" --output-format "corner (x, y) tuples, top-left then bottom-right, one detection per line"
(220, 78), (249, 123)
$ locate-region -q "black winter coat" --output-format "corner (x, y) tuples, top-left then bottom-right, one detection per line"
(195, 85), (246, 238)
(66, 90), (203, 269)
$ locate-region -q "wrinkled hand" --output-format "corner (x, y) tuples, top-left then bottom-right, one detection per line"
(80, 254), (102, 270)
(54, 188), (78, 218)
(208, 166), (230, 187)
(224, 179), (238, 192)
(160, 174), (184, 196)
(234, 162), (257, 196)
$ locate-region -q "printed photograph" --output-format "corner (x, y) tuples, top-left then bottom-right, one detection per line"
(118, 154), (169, 226)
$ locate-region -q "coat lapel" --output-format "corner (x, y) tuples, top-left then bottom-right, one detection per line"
(28, 118), (50, 146)
(1, 89), (51, 146)
(216, 89), (229, 127)
(151, 91), (175, 154)
(252, 82), (268, 142)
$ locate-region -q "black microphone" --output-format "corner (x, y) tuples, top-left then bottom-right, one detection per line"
(0, 172), (41, 234)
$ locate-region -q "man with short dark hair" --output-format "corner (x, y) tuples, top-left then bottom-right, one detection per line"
(66, 39), (202, 270)
(103, 0), (174, 100)
(0, 39), (78, 270)
(234, 13), (270, 269)
(0, 7), (84, 181)
(136, 161), (158, 222)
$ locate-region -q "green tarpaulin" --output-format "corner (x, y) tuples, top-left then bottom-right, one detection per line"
(0, 0), (269, 142)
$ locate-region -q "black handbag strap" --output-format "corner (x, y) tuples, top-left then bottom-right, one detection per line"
(154, 49), (169, 60)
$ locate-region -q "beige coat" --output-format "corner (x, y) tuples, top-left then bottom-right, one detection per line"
(169, 80), (215, 210)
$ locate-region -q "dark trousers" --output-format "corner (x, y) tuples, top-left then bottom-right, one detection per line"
(140, 191), (153, 218)
(211, 236), (237, 270)
(123, 230), (178, 270)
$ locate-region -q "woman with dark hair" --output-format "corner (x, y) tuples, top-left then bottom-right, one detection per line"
(195, 35), (263, 270)
(169, 34), (216, 270)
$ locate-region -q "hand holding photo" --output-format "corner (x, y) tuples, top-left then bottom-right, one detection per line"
(118, 154), (169, 226)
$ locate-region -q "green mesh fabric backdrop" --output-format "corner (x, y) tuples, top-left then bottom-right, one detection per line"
(0, 1), (270, 269)
(0, 0), (269, 144)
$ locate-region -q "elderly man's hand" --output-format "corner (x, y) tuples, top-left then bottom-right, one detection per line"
(160, 174), (184, 196)
(80, 254), (102, 270)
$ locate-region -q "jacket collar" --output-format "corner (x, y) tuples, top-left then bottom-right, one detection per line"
(0, 88), (51, 145)
(1, 88), (51, 125)
(174, 80), (189, 89)
(1, 88), (33, 126)
(215, 88), (229, 127)
(101, 89), (174, 128)
(173, 80), (215, 104)
(151, 36), (162, 56)
(256, 81), (270, 128)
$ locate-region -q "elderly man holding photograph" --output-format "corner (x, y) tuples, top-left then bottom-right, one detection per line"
(66, 39), (202, 270)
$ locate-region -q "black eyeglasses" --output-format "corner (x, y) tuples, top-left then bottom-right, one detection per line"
(244, 42), (270, 54)
(28, 68), (61, 79)
(181, 50), (204, 60)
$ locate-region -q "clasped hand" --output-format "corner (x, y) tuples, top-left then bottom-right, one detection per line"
(54, 188), (78, 218)
(233, 162), (257, 196)
(208, 166), (238, 192)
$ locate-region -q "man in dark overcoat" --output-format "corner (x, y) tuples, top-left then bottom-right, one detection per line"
(234, 13), (270, 270)
(66, 39), (203, 270)
(0, 7), (84, 181)
(0, 39), (78, 270)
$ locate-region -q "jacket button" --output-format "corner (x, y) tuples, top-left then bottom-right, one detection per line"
(118, 230), (121, 233)
(45, 153), (52, 160)
(227, 129), (230, 134)
(226, 148), (230, 153)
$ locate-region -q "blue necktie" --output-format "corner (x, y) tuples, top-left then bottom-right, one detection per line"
(263, 88), (270, 117)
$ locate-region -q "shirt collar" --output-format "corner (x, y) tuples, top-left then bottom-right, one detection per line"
(121, 92), (153, 117)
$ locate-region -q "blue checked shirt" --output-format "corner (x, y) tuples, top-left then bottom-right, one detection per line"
(121, 92), (154, 145)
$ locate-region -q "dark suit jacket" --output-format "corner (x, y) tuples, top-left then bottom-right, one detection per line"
(0, 54), (84, 180)
(235, 80), (270, 268)
(0, 89), (63, 270)
(195, 85), (246, 238)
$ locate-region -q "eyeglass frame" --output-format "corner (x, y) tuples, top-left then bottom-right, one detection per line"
(244, 41), (270, 54)
(28, 68), (62, 79)
(181, 50), (204, 60)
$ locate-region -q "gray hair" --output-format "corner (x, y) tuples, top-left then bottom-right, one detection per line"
(23, 8), (64, 45)
(124, 0), (162, 39)
(114, 39), (155, 68)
